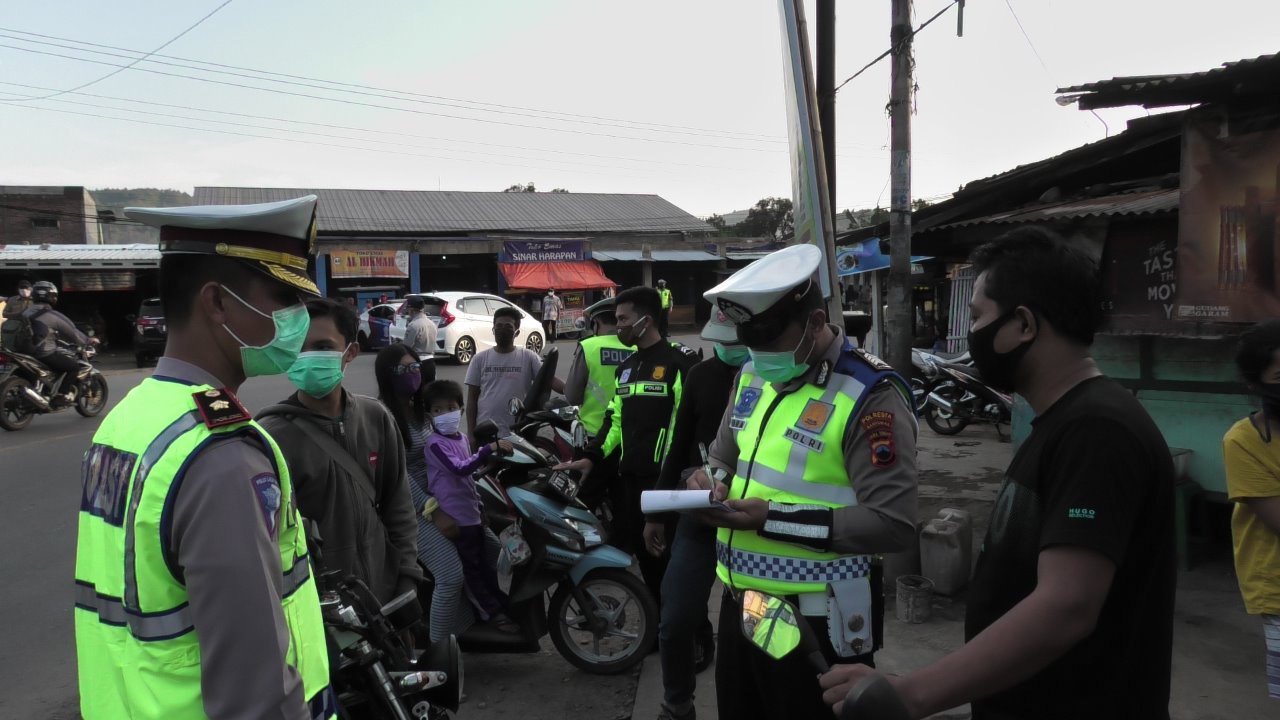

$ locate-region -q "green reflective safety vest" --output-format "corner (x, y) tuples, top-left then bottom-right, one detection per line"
(658, 288), (673, 310)
(74, 377), (335, 720)
(577, 333), (634, 436)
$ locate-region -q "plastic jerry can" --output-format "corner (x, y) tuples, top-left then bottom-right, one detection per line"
(919, 508), (973, 596)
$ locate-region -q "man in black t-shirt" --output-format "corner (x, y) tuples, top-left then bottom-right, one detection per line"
(820, 226), (1175, 720)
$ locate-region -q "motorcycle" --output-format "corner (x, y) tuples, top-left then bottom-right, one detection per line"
(309, 521), (463, 720)
(0, 340), (108, 431)
(923, 360), (1013, 438)
(740, 589), (910, 720)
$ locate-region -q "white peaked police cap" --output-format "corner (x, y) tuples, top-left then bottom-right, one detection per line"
(124, 195), (321, 296)
(700, 305), (740, 344)
(703, 244), (822, 325)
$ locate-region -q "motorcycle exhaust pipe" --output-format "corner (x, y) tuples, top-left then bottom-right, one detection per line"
(926, 392), (954, 412)
(22, 387), (51, 412)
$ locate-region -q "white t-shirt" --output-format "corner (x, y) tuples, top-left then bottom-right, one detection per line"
(542, 294), (562, 321)
(464, 347), (542, 434)
(404, 314), (438, 357)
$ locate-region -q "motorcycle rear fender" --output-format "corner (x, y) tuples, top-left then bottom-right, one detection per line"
(568, 544), (631, 585)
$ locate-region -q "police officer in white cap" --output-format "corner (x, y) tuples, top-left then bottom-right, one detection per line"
(74, 197), (338, 719)
(687, 243), (918, 720)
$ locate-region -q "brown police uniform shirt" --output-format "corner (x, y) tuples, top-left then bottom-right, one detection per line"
(706, 325), (919, 554)
(158, 357), (311, 720)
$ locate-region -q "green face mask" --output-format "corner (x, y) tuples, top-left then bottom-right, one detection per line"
(220, 286), (310, 378)
(714, 343), (750, 367)
(288, 350), (347, 399)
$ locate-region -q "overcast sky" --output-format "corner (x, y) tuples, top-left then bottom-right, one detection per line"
(1, 0), (1277, 218)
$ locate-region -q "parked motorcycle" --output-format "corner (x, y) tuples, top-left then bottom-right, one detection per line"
(309, 521), (462, 720)
(462, 416), (656, 674)
(923, 361), (1013, 438)
(0, 341), (108, 431)
(739, 589), (910, 720)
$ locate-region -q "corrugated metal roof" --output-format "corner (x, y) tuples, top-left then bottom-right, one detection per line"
(1057, 53), (1280, 109)
(0, 243), (160, 268)
(594, 249), (720, 262)
(927, 188), (1178, 233)
(193, 187), (713, 235)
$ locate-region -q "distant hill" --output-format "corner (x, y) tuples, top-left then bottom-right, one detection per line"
(90, 188), (192, 245)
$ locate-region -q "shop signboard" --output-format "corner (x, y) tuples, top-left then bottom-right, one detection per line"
(1175, 112), (1280, 322)
(62, 270), (136, 292)
(330, 250), (410, 279)
(501, 240), (586, 263)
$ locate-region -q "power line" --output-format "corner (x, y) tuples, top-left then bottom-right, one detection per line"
(1002, 0), (1053, 82)
(831, 0), (960, 96)
(0, 41), (795, 154)
(0, 25), (790, 145)
(0, 31), (789, 147)
(0, 81), (750, 172)
(4, 1), (234, 102)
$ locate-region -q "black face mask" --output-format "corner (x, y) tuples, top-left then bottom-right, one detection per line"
(967, 309), (1034, 393)
(494, 326), (516, 347)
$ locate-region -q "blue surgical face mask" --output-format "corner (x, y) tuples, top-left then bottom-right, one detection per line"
(714, 343), (750, 367)
(748, 330), (813, 383)
(220, 286), (310, 378)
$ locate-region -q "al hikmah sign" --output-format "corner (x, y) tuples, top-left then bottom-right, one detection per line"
(330, 250), (410, 279)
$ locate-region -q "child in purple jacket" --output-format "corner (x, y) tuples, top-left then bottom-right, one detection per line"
(422, 380), (518, 632)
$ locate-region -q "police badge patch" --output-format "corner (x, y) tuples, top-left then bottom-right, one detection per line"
(252, 473), (283, 538)
(734, 387), (761, 417)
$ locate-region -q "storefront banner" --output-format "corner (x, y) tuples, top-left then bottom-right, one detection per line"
(501, 240), (586, 263)
(1175, 113), (1280, 322)
(62, 270), (136, 292)
(330, 250), (410, 279)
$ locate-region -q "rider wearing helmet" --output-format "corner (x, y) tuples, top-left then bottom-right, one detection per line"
(24, 281), (94, 406)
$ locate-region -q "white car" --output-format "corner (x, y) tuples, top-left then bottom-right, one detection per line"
(359, 292), (546, 364)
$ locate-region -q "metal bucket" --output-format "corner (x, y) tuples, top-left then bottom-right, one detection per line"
(895, 574), (933, 624)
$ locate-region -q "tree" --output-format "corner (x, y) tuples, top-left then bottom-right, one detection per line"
(706, 214), (727, 231)
(550, 188), (569, 193)
(735, 197), (794, 240)
(503, 182), (537, 193)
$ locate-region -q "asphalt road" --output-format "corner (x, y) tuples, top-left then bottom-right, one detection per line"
(0, 334), (710, 720)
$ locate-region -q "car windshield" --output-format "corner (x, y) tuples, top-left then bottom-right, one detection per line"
(139, 300), (164, 317)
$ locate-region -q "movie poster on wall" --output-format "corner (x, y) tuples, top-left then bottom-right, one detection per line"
(1175, 112), (1280, 323)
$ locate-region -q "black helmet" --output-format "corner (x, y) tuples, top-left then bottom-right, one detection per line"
(657, 279), (667, 287)
(32, 280), (58, 304)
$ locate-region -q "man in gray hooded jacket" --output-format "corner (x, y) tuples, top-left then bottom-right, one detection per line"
(257, 298), (422, 605)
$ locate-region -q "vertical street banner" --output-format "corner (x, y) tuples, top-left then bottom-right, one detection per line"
(1175, 111), (1280, 322)
(330, 250), (410, 278)
(778, 0), (838, 299)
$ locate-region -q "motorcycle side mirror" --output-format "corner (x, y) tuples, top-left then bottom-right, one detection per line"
(740, 590), (912, 720)
(740, 590), (807, 661)
(475, 419), (500, 445)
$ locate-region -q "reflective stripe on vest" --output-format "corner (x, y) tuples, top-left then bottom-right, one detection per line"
(716, 363), (871, 596)
(75, 377), (334, 719)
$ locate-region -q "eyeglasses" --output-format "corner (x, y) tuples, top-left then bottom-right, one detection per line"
(393, 362), (422, 376)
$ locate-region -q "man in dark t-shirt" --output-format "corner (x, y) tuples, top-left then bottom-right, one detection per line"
(820, 226), (1175, 720)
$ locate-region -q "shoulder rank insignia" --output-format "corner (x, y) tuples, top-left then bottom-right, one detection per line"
(854, 349), (893, 372)
(193, 387), (251, 429)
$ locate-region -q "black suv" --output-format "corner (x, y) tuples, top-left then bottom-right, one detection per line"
(131, 298), (167, 367)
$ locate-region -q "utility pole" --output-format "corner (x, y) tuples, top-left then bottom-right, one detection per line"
(816, 0), (840, 321)
(885, 0), (914, 373)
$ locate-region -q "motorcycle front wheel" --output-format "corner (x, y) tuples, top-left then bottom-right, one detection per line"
(547, 568), (657, 675)
(0, 376), (36, 431)
(924, 381), (971, 436)
(76, 374), (109, 418)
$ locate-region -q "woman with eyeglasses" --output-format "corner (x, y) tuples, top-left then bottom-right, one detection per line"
(375, 343), (475, 642)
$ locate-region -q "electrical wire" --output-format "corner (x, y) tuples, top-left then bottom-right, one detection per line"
(0, 31), (788, 146)
(0, 25), (788, 144)
(3, 1), (234, 102)
(831, 0), (960, 96)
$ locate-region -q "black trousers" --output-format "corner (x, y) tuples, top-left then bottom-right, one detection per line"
(39, 351), (80, 394)
(612, 472), (669, 603)
(659, 308), (671, 338)
(715, 568), (883, 720)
